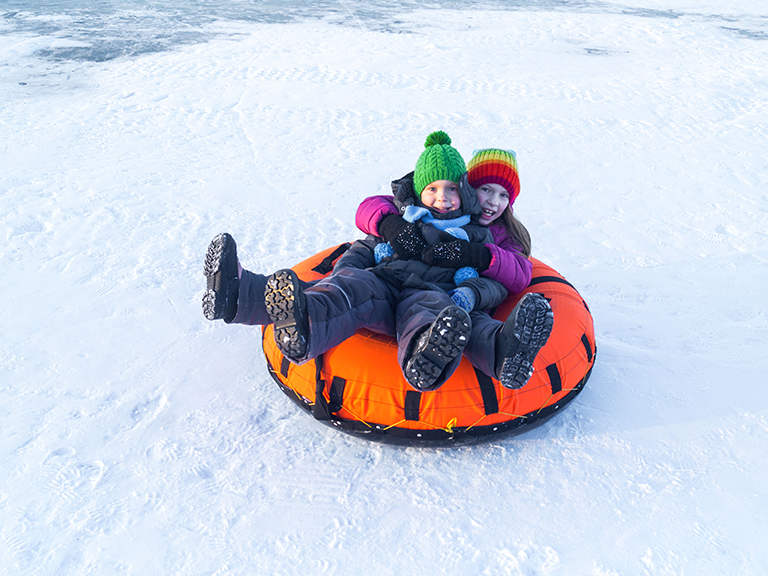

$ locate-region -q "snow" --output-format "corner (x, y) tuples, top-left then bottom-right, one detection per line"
(2, 1), (768, 574)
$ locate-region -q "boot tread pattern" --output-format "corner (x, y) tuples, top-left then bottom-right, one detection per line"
(265, 270), (308, 358)
(404, 306), (471, 391)
(202, 233), (231, 321)
(500, 294), (554, 389)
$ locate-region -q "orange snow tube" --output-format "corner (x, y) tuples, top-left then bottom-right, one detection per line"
(262, 244), (596, 443)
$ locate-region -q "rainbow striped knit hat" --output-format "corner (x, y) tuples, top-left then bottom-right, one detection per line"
(466, 148), (521, 204)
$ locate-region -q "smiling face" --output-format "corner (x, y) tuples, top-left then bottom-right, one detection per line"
(476, 182), (511, 225)
(419, 180), (462, 214)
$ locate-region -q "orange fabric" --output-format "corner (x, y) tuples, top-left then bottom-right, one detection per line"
(262, 245), (595, 433)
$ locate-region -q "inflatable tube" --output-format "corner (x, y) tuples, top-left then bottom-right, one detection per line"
(262, 244), (596, 444)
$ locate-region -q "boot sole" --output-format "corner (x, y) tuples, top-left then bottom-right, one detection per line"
(404, 306), (471, 391)
(265, 269), (308, 359)
(498, 293), (554, 389)
(202, 233), (237, 321)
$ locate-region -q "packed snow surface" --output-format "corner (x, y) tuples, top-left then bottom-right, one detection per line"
(2, 0), (768, 574)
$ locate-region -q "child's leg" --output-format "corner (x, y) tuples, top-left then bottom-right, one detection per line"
(464, 294), (554, 389)
(305, 268), (397, 358)
(462, 311), (503, 378)
(229, 269), (270, 325)
(266, 267), (397, 364)
(396, 289), (471, 391)
(203, 231), (316, 326)
(495, 293), (554, 389)
(230, 270), (315, 326)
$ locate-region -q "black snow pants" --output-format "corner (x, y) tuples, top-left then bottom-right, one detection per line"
(231, 267), (505, 386)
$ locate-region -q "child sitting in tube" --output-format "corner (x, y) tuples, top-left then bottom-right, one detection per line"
(356, 145), (553, 388)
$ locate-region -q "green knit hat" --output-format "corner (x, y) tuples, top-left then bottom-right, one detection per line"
(413, 131), (466, 197)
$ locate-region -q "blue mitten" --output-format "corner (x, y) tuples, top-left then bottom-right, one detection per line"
(453, 266), (479, 285)
(449, 286), (477, 312)
(374, 242), (395, 263)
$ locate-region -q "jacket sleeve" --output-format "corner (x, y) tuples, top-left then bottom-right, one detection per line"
(355, 195), (400, 237)
(459, 277), (508, 311)
(482, 229), (533, 295)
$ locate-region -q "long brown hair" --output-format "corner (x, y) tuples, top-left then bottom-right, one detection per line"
(501, 207), (532, 258)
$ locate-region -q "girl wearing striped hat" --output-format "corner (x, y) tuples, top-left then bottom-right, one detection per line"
(461, 148), (550, 388)
(356, 146), (553, 389)
(466, 148), (530, 255)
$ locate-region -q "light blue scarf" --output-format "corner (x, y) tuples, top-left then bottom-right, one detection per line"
(402, 206), (471, 241)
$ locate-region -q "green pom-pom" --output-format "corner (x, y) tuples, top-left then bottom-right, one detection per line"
(425, 130), (451, 148)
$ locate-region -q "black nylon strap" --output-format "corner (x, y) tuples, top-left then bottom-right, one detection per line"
(546, 363), (562, 394)
(404, 391), (421, 421)
(581, 334), (593, 362)
(312, 354), (333, 420)
(473, 367), (499, 415)
(329, 376), (346, 413)
(280, 357), (290, 377)
(311, 243), (352, 275)
(528, 275), (576, 290)
(529, 274), (588, 309)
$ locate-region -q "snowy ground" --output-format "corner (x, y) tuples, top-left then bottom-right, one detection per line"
(2, 1), (768, 574)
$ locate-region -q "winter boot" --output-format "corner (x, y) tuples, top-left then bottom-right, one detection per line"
(202, 233), (240, 322)
(495, 293), (554, 389)
(403, 305), (471, 391)
(264, 269), (309, 360)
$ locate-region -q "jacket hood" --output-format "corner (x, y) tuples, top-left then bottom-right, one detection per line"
(390, 171), (483, 222)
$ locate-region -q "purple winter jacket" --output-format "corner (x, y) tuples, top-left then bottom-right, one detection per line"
(355, 194), (533, 295)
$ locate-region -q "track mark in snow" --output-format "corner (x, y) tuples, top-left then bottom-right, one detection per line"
(185, 464), (214, 480)
(130, 393), (167, 424)
(78, 496), (132, 536)
(244, 65), (534, 98)
(700, 230), (728, 244)
(88, 278), (117, 299)
(146, 439), (186, 462)
(142, 490), (165, 512)
(321, 517), (364, 550)
(492, 544), (561, 575)
(0, 526), (27, 555)
(42, 448), (106, 504)
(218, 467), (253, 497)
(263, 462), (352, 521)
(721, 26), (768, 41)
(210, 419), (260, 457)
